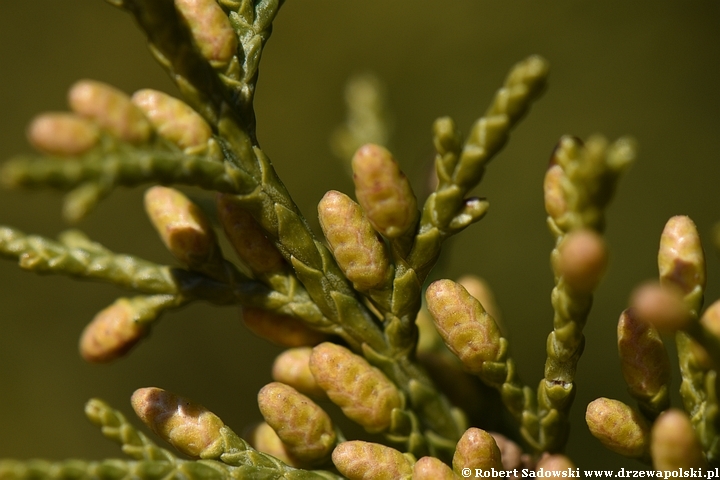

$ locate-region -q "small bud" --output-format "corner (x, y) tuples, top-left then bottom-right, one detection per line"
(425, 280), (502, 374)
(26, 113), (99, 156)
(332, 441), (413, 480)
(658, 216), (705, 295)
(631, 282), (691, 333)
(544, 163), (568, 222)
(174, 0), (238, 67)
(617, 308), (670, 408)
(245, 422), (297, 467)
(131, 89), (212, 151)
(79, 297), (150, 363)
(257, 382), (336, 464)
(651, 409), (706, 469)
(448, 197), (490, 231)
(585, 398), (650, 459)
(272, 347), (327, 399)
(318, 190), (390, 290)
(216, 194), (285, 274)
(68, 79), (151, 143)
(242, 307), (328, 348)
(536, 454), (575, 471)
(433, 116), (462, 157)
(144, 186), (220, 271)
(412, 456), (456, 480)
(554, 229), (607, 293)
(452, 427), (503, 475)
(130, 387), (224, 458)
(309, 342), (402, 433)
(352, 144), (418, 238)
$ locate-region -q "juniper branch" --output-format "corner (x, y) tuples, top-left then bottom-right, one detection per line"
(0, 458), (342, 480)
(2, 146), (237, 197)
(85, 398), (178, 463)
(409, 55), (549, 281)
(0, 226), (179, 294)
(536, 135), (634, 452)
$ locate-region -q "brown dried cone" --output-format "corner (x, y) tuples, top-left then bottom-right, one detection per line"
(245, 421), (297, 467)
(553, 229), (607, 294)
(617, 308), (671, 418)
(318, 190), (391, 291)
(216, 194), (286, 275)
(332, 441), (413, 480)
(242, 307), (328, 347)
(272, 347), (328, 399)
(585, 398), (650, 460)
(257, 382), (336, 466)
(26, 113), (99, 156)
(144, 186), (225, 279)
(79, 295), (175, 363)
(174, 0), (238, 67)
(131, 89), (212, 152)
(130, 387), (225, 458)
(351, 144), (419, 239)
(68, 79), (151, 143)
(452, 427), (503, 475)
(309, 342), (402, 433)
(425, 279), (502, 375)
(651, 409), (707, 469)
(412, 456), (457, 480)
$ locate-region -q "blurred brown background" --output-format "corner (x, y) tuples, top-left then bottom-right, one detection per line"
(0, 0), (719, 470)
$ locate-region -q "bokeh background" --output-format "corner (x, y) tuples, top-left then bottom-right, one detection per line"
(0, 0), (719, 470)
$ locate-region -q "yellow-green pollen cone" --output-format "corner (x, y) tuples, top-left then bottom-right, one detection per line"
(351, 143), (418, 238)
(309, 342), (402, 433)
(26, 113), (99, 156)
(257, 382), (336, 465)
(452, 427), (503, 474)
(331, 441), (413, 480)
(318, 190), (390, 290)
(272, 347), (328, 399)
(173, 0), (238, 67)
(585, 397), (650, 459)
(651, 409), (707, 469)
(425, 279), (502, 374)
(79, 298), (150, 364)
(131, 89), (212, 152)
(658, 215), (705, 297)
(130, 387), (225, 459)
(68, 79), (151, 143)
(144, 186), (221, 273)
(617, 308), (670, 413)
